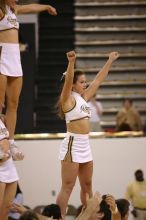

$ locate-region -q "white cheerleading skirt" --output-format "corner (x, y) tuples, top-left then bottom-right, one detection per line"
(0, 43), (23, 77)
(0, 158), (19, 183)
(59, 132), (93, 163)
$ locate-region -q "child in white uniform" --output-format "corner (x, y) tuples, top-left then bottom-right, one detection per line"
(0, 118), (19, 219)
(0, 0), (57, 160)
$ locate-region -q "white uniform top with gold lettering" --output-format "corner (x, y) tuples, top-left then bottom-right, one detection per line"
(0, 5), (19, 31)
(65, 91), (91, 123)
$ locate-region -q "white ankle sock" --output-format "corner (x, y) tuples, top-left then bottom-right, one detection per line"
(9, 139), (15, 145)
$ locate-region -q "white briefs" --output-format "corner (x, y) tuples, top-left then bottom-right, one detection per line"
(0, 43), (23, 77)
(59, 132), (93, 163)
(0, 119), (19, 183)
(0, 157), (19, 183)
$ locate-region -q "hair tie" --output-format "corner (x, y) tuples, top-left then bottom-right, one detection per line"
(60, 71), (67, 81)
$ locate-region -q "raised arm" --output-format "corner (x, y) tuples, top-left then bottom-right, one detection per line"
(105, 195), (121, 220)
(76, 192), (102, 220)
(83, 52), (119, 101)
(15, 3), (57, 15)
(60, 51), (76, 112)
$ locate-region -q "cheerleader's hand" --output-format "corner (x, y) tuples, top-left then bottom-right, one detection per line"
(86, 192), (102, 213)
(11, 203), (28, 214)
(47, 5), (57, 16)
(105, 194), (118, 214)
(66, 51), (76, 62)
(109, 52), (120, 62)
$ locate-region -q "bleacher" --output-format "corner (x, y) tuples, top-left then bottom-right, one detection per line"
(74, 0), (146, 130)
(34, 0), (75, 133)
(19, 0), (146, 133)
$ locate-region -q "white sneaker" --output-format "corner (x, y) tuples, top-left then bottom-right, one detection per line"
(10, 143), (24, 161)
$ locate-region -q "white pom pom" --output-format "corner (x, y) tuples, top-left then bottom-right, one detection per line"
(60, 71), (67, 81)
(63, 71), (67, 76)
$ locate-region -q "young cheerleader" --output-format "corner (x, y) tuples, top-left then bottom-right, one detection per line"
(0, 0), (57, 160)
(56, 50), (119, 218)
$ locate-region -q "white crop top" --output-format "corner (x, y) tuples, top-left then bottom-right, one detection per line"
(65, 91), (91, 123)
(0, 119), (9, 140)
(0, 5), (19, 31)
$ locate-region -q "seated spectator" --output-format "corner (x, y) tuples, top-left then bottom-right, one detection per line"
(88, 95), (103, 132)
(143, 118), (146, 134)
(42, 204), (62, 219)
(11, 203), (61, 220)
(116, 99), (143, 131)
(8, 183), (23, 220)
(19, 210), (39, 220)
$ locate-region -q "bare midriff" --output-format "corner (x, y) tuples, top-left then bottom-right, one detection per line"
(67, 118), (90, 134)
(0, 29), (19, 43)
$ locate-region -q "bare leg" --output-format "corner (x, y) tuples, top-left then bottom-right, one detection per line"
(0, 74), (7, 114)
(56, 161), (79, 219)
(6, 76), (23, 139)
(78, 161), (93, 206)
(0, 182), (6, 210)
(0, 181), (17, 220)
